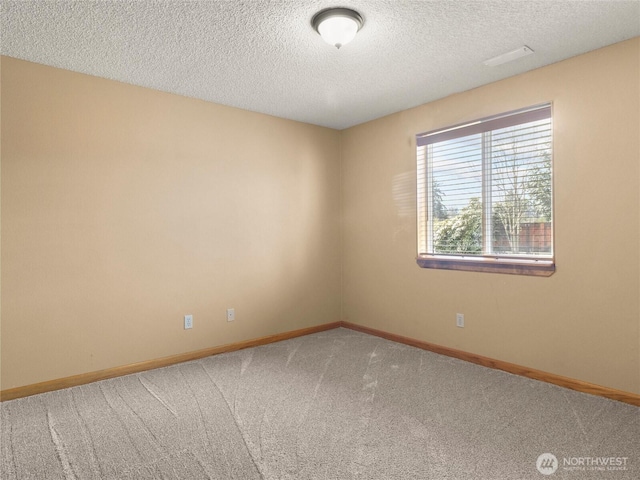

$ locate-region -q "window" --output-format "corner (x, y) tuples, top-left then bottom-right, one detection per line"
(416, 104), (554, 276)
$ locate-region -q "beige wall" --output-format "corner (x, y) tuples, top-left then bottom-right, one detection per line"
(2, 38), (639, 395)
(341, 38), (640, 394)
(1, 57), (342, 389)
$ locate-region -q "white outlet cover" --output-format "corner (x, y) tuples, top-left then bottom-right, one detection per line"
(184, 314), (193, 329)
(456, 313), (464, 328)
(226, 308), (235, 322)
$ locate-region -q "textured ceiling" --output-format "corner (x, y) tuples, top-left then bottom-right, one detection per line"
(1, 1), (639, 130)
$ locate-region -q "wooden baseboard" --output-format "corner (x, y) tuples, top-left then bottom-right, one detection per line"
(0, 321), (342, 402)
(341, 321), (640, 407)
(3, 320), (639, 407)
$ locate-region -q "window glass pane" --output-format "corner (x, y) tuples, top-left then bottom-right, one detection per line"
(430, 133), (483, 255)
(490, 118), (552, 256)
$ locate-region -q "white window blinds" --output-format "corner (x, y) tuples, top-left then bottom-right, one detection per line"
(417, 104), (553, 264)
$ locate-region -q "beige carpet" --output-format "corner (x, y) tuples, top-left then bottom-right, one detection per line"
(1, 328), (638, 479)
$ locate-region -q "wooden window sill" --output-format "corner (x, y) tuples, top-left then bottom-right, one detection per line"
(416, 256), (555, 276)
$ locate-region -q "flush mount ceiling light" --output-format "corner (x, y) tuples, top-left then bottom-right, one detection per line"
(312, 8), (363, 49)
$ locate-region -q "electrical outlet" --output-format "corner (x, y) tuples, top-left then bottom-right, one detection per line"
(184, 314), (193, 329)
(226, 308), (235, 322)
(456, 313), (464, 328)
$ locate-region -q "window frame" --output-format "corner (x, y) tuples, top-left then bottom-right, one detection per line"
(416, 104), (555, 276)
